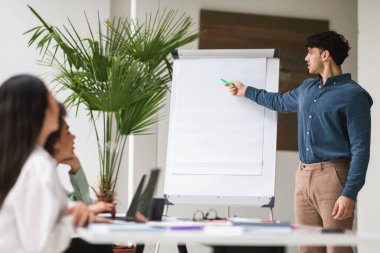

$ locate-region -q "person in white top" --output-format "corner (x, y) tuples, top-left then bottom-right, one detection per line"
(44, 103), (115, 215)
(0, 75), (91, 253)
(44, 103), (114, 253)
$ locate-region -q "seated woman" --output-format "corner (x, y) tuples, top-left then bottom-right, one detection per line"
(0, 75), (91, 252)
(44, 103), (115, 215)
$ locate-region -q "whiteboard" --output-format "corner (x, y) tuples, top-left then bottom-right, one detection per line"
(164, 49), (279, 206)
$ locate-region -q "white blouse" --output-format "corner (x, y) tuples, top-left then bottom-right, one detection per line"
(0, 147), (74, 253)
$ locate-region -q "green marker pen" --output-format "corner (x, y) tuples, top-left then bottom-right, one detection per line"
(220, 78), (233, 87)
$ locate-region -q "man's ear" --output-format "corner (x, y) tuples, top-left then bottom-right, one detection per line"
(321, 50), (331, 62)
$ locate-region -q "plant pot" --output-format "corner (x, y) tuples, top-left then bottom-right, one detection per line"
(113, 245), (134, 253)
(113, 249), (134, 253)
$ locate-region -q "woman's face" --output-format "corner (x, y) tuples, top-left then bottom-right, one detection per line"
(53, 120), (76, 162)
(38, 92), (59, 146)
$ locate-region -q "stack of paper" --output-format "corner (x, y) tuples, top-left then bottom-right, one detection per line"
(230, 218), (292, 234)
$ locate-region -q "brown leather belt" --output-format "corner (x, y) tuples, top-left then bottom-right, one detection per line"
(300, 158), (351, 171)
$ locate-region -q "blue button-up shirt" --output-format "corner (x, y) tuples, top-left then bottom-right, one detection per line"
(245, 73), (372, 199)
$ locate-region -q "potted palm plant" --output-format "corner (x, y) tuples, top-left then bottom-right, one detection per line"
(26, 6), (198, 203)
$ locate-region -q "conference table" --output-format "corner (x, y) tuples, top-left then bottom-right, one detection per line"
(78, 221), (380, 253)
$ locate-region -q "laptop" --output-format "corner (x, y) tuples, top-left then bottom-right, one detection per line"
(114, 168), (160, 221)
(136, 168), (160, 218)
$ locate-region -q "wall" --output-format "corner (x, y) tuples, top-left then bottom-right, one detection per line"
(0, 0), (111, 197)
(112, 0), (358, 204)
(110, 1), (358, 252)
(153, 0), (358, 201)
(0, 0), (111, 82)
(1, 1), (367, 252)
(358, 0), (380, 252)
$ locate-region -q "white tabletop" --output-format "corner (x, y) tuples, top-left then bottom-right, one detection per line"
(77, 222), (380, 247)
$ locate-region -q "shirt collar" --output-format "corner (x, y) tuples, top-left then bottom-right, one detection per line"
(317, 73), (351, 86)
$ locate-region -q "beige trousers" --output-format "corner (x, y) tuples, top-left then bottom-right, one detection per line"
(294, 159), (354, 253)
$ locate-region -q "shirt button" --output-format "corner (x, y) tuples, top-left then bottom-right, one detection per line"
(306, 148), (309, 151)
(313, 99), (317, 102)
(334, 81), (336, 84)
(309, 115), (312, 118)
(307, 132), (310, 135)
(319, 85), (321, 88)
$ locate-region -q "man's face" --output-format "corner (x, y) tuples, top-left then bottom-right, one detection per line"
(305, 47), (324, 74)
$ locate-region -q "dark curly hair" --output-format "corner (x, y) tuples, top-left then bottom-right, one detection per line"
(44, 102), (67, 156)
(305, 31), (350, 65)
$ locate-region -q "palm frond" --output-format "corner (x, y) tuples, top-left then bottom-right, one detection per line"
(26, 6), (199, 202)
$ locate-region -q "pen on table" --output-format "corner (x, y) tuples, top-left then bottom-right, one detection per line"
(169, 226), (204, 231)
(220, 78), (234, 87)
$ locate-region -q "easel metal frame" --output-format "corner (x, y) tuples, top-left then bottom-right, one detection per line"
(164, 194), (275, 221)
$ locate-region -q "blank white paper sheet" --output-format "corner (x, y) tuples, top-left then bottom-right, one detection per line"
(168, 58), (267, 176)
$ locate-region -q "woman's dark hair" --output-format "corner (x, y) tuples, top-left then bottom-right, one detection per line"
(304, 31), (351, 65)
(0, 74), (49, 208)
(44, 103), (67, 156)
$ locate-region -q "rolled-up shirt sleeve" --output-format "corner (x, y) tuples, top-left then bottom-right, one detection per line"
(69, 168), (94, 205)
(244, 85), (299, 113)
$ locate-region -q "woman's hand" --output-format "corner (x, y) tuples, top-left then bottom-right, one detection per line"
(65, 202), (113, 227)
(134, 211), (148, 223)
(61, 154), (81, 174)
(65, 202), (92, 228)
(88, 201), (116, 216)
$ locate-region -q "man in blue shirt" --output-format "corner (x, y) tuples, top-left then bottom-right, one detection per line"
(227, 31), (372, 253)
